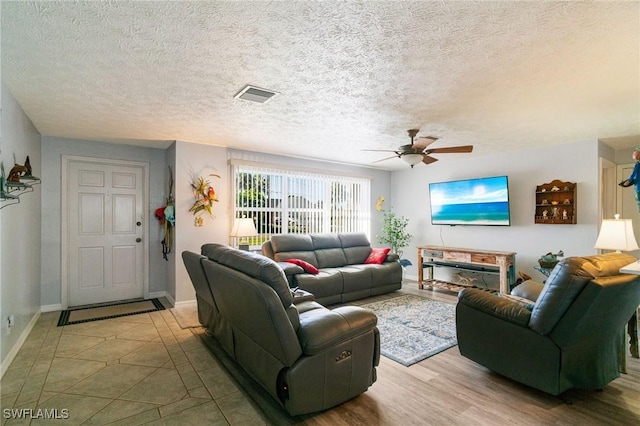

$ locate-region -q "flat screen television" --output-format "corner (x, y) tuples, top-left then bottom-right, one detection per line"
(428, 175), (511, 226)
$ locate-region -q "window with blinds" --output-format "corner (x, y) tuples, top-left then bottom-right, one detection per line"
(231, 162), (371, 246)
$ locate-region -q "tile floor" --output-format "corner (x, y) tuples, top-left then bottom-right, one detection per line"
(0, 306), (267, 425)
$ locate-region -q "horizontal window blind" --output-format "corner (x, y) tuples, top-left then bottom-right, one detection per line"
(231, 162), (371, 247)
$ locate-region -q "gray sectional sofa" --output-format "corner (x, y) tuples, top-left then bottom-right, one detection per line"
(261, 232), (403, 305)
(182, 244), (380, 416)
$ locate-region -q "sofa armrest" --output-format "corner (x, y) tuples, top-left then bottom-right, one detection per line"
(297, 306), (378, 356)
(278, 261), (304, 287)
(384, 253), (400, 262)
(458, 288), (531, 327)
(279, 261), (304, 275)
(292, 289), (315, 304)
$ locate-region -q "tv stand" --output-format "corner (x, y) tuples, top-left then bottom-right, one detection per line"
(417, 246), (517, 294)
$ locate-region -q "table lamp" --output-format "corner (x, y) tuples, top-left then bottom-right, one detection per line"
(594, 214), (639, 253)
(230, 218), (258, 251)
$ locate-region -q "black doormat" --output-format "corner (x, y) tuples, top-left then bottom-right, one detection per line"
(57, 298), (165, 326)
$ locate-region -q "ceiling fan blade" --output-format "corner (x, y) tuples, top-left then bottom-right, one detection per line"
(426, 145), (474, 154)
(361, 149), (399, 153)
(372, 155), (400, 164)
(413, 136), (439, 149)
(422, 155), (439, 165)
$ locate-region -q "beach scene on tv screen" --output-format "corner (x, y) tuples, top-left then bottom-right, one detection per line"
(430, 176), (510, 225)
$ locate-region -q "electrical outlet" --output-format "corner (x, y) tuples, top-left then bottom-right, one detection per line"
(5, 315), (14, 335)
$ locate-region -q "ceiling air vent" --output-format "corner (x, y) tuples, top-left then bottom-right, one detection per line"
(234, 85), (279, 104)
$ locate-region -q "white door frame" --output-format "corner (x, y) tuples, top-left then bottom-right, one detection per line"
(61, 155), (150, 309)
(599, 157), (617, 224)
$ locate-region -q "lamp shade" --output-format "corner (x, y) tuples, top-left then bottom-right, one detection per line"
(594, 215), (639, 252)
(230, 218), (258, 237)
(402, 154), (423, 167)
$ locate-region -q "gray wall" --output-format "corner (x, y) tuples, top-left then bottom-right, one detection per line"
(40, 137), (168, 307)
(1, 85), (42, 371)
(170, 143), (392, 304)
(390, 139), (602, 285)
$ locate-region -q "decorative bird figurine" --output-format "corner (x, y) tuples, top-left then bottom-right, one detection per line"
(7, 164), (28, 182)
(189, 174), (220, 216)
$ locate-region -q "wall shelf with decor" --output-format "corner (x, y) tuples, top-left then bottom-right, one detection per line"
(0, 157), (41, 209)
(535, 180), (576, 224)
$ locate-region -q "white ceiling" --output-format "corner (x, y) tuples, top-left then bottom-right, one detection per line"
(2, 1), (639, 170)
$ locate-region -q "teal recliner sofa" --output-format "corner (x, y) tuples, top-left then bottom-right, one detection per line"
(456, 253), (640, 396)
(182, 244), (380, 416)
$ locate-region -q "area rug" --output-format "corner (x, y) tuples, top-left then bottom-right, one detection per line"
(360, 294), (457, 366)
(57, 298), (165, 326)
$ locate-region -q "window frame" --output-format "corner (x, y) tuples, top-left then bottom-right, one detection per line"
(230, 160), (371, 248)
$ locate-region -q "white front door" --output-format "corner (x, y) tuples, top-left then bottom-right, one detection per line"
(66, 158), (146, 306)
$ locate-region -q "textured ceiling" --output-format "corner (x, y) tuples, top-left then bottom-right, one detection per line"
(1, 1), (639, 170)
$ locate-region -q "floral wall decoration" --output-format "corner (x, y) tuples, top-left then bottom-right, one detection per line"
(190, 173), (221, 226)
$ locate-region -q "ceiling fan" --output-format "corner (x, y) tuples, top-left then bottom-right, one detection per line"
(364, 129), (473, 168)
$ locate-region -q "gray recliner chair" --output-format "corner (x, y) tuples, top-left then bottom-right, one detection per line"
(183, 244), (380, 416)
(456, 253), (640, 396)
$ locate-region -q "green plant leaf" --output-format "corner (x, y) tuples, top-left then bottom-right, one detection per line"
(376, 210), (411, 256)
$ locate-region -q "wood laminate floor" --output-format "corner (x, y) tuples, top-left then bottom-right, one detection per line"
(2, 282), (638, 425)
(292, 283), (640, 425)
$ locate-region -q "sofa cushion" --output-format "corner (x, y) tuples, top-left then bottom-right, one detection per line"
(579, 253), (636, 277)
(271, 234), (314, 252)
(529, 257), (594, 335)
(315, 248), (348, 268)
(285, 258), (319, 274)
(311, 234), (348, 268)
(295, 269), (344, 304)
(274, 251), (319, 266)
(511, 280), (544, 302)
(202, 243), (293, 307)
(365, 248), (391, 264)
(339, 266), (373, 302)
(311, 233), (342, 249)
(340, 233), (372, 265)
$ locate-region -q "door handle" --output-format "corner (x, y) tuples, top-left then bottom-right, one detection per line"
(136, 221), (142, 226)
(136, 238), (142, 243)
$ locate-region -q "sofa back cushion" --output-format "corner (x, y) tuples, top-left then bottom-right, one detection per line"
(529, 253), (635, 335)
(311, 233), (347, 268)
(202, 243), (293, 307)
(200, 257), (303, 367)
(269, 234), (319, 266)
(340, 233), (372, 265)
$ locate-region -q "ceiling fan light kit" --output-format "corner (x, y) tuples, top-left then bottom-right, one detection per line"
(364, 129), (474, 168)
(402, 153), (424, 167)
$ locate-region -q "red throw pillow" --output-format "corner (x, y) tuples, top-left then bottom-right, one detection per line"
(365, 248), (391, 264)
(284, 258), (319, 274)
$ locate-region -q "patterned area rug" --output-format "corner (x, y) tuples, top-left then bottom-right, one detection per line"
(57, 298), (165, 326)
(360, 294), (457, 366)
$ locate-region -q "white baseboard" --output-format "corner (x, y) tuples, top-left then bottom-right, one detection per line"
(41, 304), (63, 313)
(174, 299), (197, 308)
(1, 310), (41, 379)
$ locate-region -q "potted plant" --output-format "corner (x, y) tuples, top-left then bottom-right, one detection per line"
(375, 196), (412, 267)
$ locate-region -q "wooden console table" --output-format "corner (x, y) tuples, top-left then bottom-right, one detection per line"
(417, 246), (517, 294)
